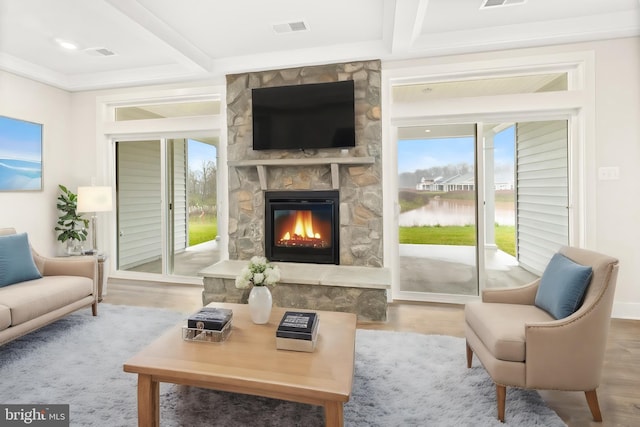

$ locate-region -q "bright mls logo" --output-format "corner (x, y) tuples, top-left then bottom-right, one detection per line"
(0, 405), (69, 426)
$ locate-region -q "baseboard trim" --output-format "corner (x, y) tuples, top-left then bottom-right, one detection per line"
(612, 302), (640, 320)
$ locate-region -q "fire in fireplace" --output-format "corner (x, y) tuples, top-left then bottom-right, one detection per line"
(275, 210), (331, 248)
(265, 190), (339, 264)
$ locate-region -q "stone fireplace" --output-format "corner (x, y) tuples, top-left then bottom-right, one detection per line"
(200, 60), (389, 321)
(226, 60), (383, 266)
(265, 190), (340, 265)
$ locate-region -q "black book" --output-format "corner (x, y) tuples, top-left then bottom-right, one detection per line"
(276, 311), (319, 341)
(187, 307), (233, 331)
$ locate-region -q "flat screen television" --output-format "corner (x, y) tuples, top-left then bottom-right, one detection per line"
(252, 80), (356, 151)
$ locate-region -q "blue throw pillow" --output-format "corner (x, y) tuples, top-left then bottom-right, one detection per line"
(0, 233), (43, 287)
(535, 253), (593, 319)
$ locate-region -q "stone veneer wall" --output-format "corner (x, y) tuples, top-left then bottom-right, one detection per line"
(226, 60), (383, 266)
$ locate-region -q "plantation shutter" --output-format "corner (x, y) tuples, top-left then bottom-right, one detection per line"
(516, 120), (569, 275)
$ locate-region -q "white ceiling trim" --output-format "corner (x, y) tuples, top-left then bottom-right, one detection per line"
(0, 52), (71, 89)
(411, 11), (640, 56)
(0, 0), (637, 92)
(390, 0), (422, 55)
(381, 0), (398, 53)
(105, 0), (212, 73)
(62, 64), (213, 92)
(209, 40), (387, 78)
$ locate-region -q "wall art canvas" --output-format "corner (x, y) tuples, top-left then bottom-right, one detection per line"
(0, 115), (43, 191)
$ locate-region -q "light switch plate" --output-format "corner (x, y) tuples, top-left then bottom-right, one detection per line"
(598, 166), (620, 181)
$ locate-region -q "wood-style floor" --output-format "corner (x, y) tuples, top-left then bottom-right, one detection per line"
(103, 281), (640, 427)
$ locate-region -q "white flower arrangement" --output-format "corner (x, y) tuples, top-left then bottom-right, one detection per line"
(235, 256), (281, 289)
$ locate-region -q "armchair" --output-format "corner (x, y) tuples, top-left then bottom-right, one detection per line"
(465, 246), (619, 422)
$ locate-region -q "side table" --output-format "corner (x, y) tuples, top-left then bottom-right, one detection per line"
(96, 254), (108, 302)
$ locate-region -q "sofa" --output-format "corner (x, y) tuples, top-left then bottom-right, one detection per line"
(0, 227), (98, 346)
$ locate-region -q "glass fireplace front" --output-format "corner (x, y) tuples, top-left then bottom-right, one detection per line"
(265, 190), (339, 264)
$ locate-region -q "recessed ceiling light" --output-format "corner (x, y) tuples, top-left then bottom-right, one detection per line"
(55, 38), (78, 50)
(424, 129), (431, 133)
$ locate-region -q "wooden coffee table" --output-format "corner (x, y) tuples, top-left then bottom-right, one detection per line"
(123, 303), (357, 427)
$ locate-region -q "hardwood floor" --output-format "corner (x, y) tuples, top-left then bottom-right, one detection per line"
(103, 281), (640, 427)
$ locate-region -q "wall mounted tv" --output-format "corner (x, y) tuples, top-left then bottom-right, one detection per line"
(252, 80), (356, 151)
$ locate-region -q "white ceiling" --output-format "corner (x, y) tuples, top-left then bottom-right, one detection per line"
(0, 0), (638, 92)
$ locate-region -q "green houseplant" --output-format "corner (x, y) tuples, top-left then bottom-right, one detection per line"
(55, 184), (89, 253)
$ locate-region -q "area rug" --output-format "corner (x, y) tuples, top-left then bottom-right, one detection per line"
(0, 304), (566, 426)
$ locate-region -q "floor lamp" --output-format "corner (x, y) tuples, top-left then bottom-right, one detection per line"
(77, 186), (113, 255)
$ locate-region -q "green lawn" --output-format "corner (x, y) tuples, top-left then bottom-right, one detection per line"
(189, 215), (218, 246)
(398, 190), (516, 256)
(188, 203), (518, 256)
(399, 225), (516, 256)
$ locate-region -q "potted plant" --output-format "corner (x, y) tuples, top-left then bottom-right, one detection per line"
(55, 184), (89, 255)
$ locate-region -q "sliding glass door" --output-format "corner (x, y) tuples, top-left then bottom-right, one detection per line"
(397, 123), (479, 297)
(395, 119), (568, 300)
(116, 139), (163, 273)
(115, 137), (218, 278)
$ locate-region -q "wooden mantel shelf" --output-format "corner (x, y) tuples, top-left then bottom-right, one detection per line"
(228, 156), (375, 190)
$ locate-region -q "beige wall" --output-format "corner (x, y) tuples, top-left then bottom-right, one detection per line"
(592, 37), (639, 315)
(1, 36), (638, 318)
(0, 71), (76, 254)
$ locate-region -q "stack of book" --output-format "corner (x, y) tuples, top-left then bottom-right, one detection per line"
(184, 307), (233, 342)
(187, 307), (233, 331)
(276, 311), (319, 352)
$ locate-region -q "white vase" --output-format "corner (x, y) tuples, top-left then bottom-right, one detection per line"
(248, 286), (273, 324)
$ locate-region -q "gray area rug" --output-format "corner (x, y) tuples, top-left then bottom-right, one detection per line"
(0, 304), (566, 426)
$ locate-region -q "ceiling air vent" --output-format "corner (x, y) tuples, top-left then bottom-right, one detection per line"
(480, 0), (527, 8)
(272, 20), (309, 34)
(84, 47), (116, 57)
(95, 48), (115, 56)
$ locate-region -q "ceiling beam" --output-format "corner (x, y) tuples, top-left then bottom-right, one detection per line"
(105, 0), (212, 73)
(390, 0), (429, 55)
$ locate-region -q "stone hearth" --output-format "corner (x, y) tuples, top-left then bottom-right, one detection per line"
(200, 261), (390, 321)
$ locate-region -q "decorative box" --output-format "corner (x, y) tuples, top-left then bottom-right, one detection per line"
(276, 311), (319, 352)
(182, 320), (232, 343)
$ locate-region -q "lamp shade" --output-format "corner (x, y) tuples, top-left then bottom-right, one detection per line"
(77, 186), (113, 213)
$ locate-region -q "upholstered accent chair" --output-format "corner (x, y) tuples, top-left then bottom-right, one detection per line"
(465, 246), (619, 422)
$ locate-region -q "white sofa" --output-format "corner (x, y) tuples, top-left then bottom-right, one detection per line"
(0, 227), (97, 346)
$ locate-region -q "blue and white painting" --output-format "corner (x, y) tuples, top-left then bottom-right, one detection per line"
(0, 116), (42, 191)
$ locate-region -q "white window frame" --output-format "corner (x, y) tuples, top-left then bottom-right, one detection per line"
(382, 51), (596, 304)
(96, 86), (228, 285)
